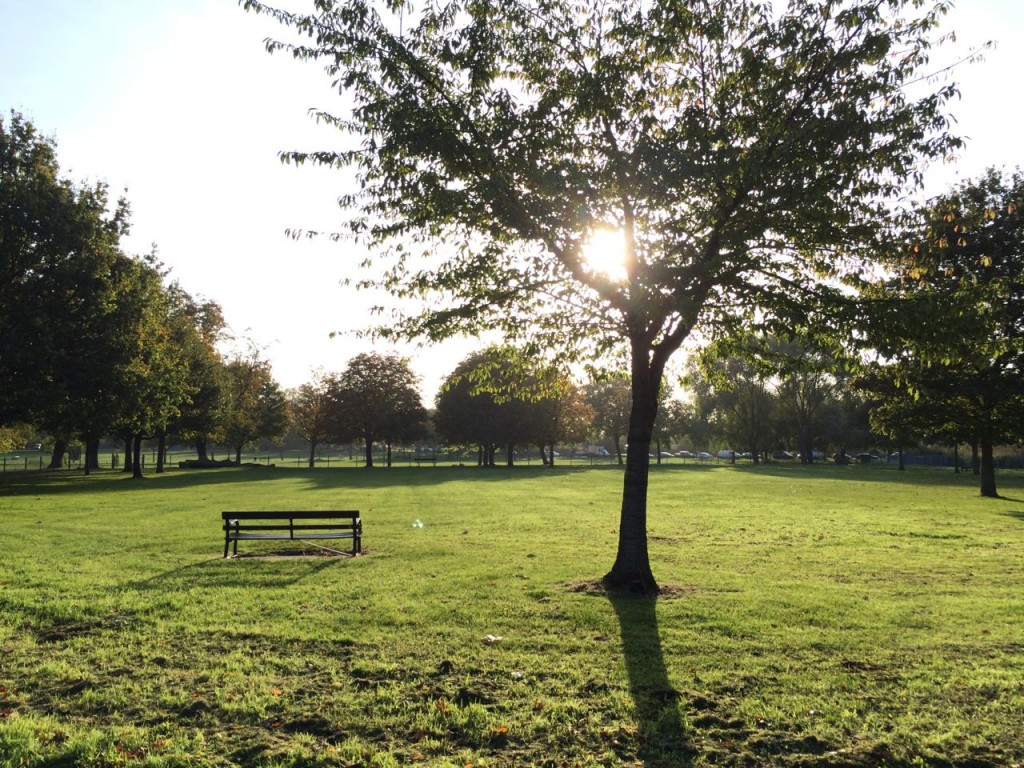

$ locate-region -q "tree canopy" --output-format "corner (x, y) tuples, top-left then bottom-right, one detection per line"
(328, 352), (427, 466)
(247, 0), (967, 592)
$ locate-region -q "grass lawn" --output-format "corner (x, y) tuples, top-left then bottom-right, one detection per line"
(0, 463), (1021, 767)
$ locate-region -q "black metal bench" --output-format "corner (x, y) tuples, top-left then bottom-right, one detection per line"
(222, 511), (362, 557)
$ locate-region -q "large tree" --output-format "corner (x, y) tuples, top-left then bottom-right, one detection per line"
(861, 169), (1024, 497)
(248, 0), (967, 592)
(1, 110), (131, 429)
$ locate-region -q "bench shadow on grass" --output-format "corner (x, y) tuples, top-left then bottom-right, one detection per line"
(125, 550), (350, 592)
(606, 590), (694, 767)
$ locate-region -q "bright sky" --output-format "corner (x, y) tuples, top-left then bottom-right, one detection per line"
(2, 0), (1022, 398)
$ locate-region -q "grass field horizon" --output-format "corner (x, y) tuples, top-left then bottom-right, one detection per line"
(1, 463), (1021, 767)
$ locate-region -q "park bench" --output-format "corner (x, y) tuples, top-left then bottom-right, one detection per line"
(413, 455), (438, 466)
(221, 511), (362, 558)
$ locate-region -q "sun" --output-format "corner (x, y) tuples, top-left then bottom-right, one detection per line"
(581, 227), (627, 282)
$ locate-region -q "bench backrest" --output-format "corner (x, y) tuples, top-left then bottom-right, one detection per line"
(222, 510), (359, 522)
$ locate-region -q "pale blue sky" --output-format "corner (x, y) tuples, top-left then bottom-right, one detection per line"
(1, 1), (1021, 393)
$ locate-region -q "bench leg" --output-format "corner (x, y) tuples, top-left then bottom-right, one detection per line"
(224, 535), (229, 558)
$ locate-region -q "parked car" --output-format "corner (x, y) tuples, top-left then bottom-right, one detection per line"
(717, 449), (735, 460)
(676, 450), (695, 459)
(697, 451), (712, 460)
(773, 451), (794, 460)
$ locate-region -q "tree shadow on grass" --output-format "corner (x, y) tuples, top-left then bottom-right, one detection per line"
(606, 589), (694, 767)
(0, 463), (623, 497)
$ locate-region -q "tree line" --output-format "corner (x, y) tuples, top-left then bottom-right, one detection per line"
(0, 110), (291, 475)
(4, 109), (1021, 498)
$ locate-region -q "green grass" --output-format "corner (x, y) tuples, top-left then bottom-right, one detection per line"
(0, 463), (1021, 767)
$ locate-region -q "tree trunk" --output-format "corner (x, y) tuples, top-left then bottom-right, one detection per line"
(48, 439), (67, 470)
(799, 432), (813, 464)
(156, 434), (166, 473)
(308, 440), (317, 468)
(614, 437), (624, 465)
(603, 353), (660, 595)
(548, 442), (555, 467)
(123, 437), (133, 473)
(196, 437), (209, 462)
(132, 434), (144, 479)
(538, 443), (549, 465)
(897, 444), (905, 471)
(364, 440), (374, 468)
(85, 438), (100, 473)
(953, 443), (960, 474)
(506, 441), (515, 467)
(979, 435), (998, 498)
(386, 442), (392, 468)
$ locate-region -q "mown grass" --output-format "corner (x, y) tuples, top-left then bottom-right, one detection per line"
(0, 463), (1021, 767)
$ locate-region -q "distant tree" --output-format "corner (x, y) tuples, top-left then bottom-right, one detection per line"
(586, 378), (632, 465)
(679, 365), (721, 453)
(701, 351), (777, 463)
(329, 353), (427, 467)
(651, 399), (687, 463)
(248, 0), (970, 592)
(773, 345), (840, 464)
(0, 423), (33, 454)
(112, 256), (196, 479)
(290, 369), (340, 467)
(523, 375), (593, 466)
(163, 285), (228, 465)
(222, 352), (289, 464)
(433, 350), (528, 467)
